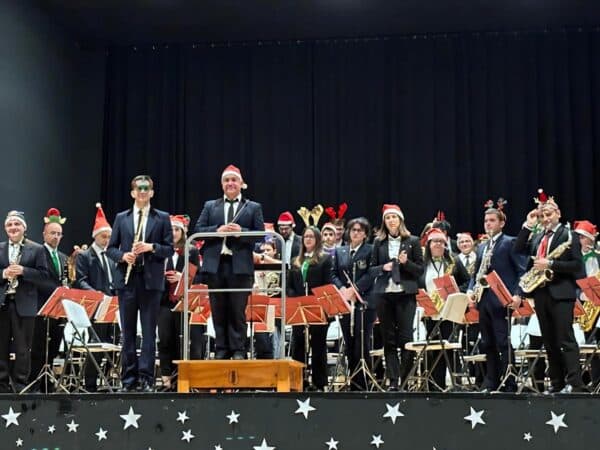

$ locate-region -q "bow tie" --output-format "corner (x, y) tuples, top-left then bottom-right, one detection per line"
(175, 247), (184, 256)
(583, 251), (596, 262)
(225, 198), (238, 204)
(432, 257), (443, 263)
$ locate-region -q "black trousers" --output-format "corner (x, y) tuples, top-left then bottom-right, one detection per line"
(424, 318), (455, 390)
(375, 293), (416, 382)
(0, 299), (35, 392)
(29, 316), (64, 390)
(204, 256), (253, 355)
(291, 323), (328, 389)
(534, 287), (583, 388)
(478, 291), (515, 390)
(340, 305), (376, 389)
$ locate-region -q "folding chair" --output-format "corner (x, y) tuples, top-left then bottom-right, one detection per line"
(58, 300), (119, 393)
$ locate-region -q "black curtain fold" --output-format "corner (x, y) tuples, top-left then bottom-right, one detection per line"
(102, 30), (600, 235)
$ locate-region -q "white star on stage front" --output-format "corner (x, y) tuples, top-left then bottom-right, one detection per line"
(227, 410), (240, 424)
(295, 397), (316, 419)
(2, 407), (21, 428)
(15, 438), (23, 447)
(370, 434), (384, 448)
(523, 432), (533, 442)
(383, 402), (404, 424)
(177, 410), (189, 424)
(48, 424), (56, 434)
(66, 419), (79, 432)
(181, 429), (195, 442)
(214, 445), (223, 450)
(464, 407), (486, 429)
(546, 411), (568, 434)
(325, 437), (339, 449)
(96, 427), (108, 441)
(120, 406), (142, 430)
(254, 437), (276, 450)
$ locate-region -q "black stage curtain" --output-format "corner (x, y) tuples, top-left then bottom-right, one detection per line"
(102, 30), (600, 235)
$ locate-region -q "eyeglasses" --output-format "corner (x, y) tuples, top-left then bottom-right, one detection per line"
(136, 185), (151, 192)
(430, 239), (445, 244)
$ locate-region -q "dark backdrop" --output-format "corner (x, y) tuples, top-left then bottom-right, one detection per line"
(102, 30), (600, 236)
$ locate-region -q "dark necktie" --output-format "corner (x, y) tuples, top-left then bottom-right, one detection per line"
(465, 255), (470, 266)
(226, 199), (237, 223)
(537, 230), (554, 258)
(350, 249), (356, 259)
(101, 251), (109, 274)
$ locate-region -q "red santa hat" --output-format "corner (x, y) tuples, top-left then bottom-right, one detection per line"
(573, 220), (598, 241)
(382, 204), (404, 221)
(425, 228), (448, 243)
(44, 207), (67, 225)
(170, 214), (190, 232)
(92, 203), (111, 237)
(277, 211), (295, 227)
(221, 164), (248, 189)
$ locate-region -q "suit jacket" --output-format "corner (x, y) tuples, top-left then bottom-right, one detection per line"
(0, 239), (49, 317)
(75, 246), (119, 295)
(469, 233), (527, 298)
(194, 197), (264, 275)
(106, 206), (174, 291)
(418, 255), (471, 293)
(331, 243), (374, 307)
(369, 235), (424, 295)
(161, 247), (200, 306)
(37, 246), (68, 308)
(514, 224), (582, 300)
(287, 253), (333, 297)
(275, 234), (301, 263)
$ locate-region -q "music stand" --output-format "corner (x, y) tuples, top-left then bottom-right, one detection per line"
(416, 289), (441, 318)
(92, 295), (121, 387)
(577, 276), (600, 307)
(168, 263), (198, 303)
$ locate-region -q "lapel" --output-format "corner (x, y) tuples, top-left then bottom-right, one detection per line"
(215, 198), (225, 225)
(548, 225), (566, 253)
(145, 208), (157, 240)
(125, 209), (135, 241)
(0, 242), (7, 266)
(232, 198), (248, 224)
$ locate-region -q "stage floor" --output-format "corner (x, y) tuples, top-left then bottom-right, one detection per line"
(0, 392), (597, 450)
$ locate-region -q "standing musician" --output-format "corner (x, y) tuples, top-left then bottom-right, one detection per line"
(573, 220), (600, 386)
(288, 226), (333, 391)
(419, 228), (470, 391)
(194, 165), (264, 360)
(107, 175), (174, 392)
(0, 211), (48, 393)
(370, 204), (424, 391)
(157, 215), (202, 391)
(274, 211), (301, 266)
(75, 203), (119, 392)
(468, 202), (526, 392)
(514, 190), (585, 393)
(456, 232), (477, 277)
(30, 208), (69, 392)
(331, 217), (374, 391)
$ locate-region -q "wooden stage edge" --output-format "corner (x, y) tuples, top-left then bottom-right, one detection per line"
(174, 358), (305, 392)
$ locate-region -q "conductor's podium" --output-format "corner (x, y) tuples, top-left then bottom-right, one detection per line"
(174, 359), (305, 393)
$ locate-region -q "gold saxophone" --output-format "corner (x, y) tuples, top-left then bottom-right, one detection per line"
(66, 244), (88, 286)
(576, 271), (600, 332)
(429, 256), (456, 313)
(472, 240), (493, 302)
(519, 231), (572, 294)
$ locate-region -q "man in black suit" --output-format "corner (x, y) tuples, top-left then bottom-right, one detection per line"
(107, 175), (173, 392)
(514, 194), (585, 393)
(30, 208), (69, 392)
(0, 211), (48, 393)
(75, 203), (119, 391)
(275, 211), (301, 266)
(194, 165), (264, 360)
(468, 207), (526, 392)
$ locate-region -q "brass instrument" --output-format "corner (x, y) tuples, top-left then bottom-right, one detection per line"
(519, 231), (572, 294)
(125, 212), (145, 285)
(576, 271), (600, 332)
(6, 241), (24, 295)
(428, 256), (456, 314)
(66, 244), (88, 286)
(472, 237), (493, 302)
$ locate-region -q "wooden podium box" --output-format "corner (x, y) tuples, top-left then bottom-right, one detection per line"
(174, 359), (305, 393)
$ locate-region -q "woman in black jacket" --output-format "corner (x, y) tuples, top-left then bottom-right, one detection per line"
(288, 226), (333, 391)
(370, 204), (424, 391)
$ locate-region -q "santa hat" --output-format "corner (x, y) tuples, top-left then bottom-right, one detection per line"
(5, 210), (27, 229)
(92, 203), (112, 237)
(44, 208), (66, 225)
(425, 228), (448, 243)
(221, 164), (247, 189)
(170, 214), (190, 232)
(277, 211), (295, 227)
(321, 222), (337, 235)
(533, 188), (558, 210)
(573, 220), (598, 241)
(382, 204), (404, 221)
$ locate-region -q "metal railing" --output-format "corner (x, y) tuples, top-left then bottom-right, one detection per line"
(182, 231), (287, 359)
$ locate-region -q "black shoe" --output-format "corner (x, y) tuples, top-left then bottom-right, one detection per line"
(559, 384), (589, 394)
(543, 385), (565, 395)
(85, 385), (98, 393)
(215, 350), (230, 360)
(232, 351), (246, 360)
(137, 381), (155, 393)
(119, 384), (136, 393)
(387, 380), (399, 392)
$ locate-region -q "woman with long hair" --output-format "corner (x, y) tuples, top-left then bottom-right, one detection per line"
(288, 226), (333, 391)
(370, 204), (424, 391)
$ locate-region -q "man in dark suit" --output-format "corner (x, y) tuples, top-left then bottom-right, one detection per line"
(30, 208), (69, 392)
(194, 165), (264, 360)
(75, 203), (119, 391)
(0, 211), (49, 393)
(274, 211), (301, 266)
(468, 207), (526, 392)
(107, 175), (173, 392)
(514, 194), (585, 393)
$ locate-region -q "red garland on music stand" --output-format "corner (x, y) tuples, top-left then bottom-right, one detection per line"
(416, 289), (440, 317)
(311, 284), (351, 316)
(577, 276), (600, 307)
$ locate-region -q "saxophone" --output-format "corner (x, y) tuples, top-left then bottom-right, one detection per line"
(472, 240), (493, 302)
(519, 231), (572, 294)
(576, 271), (600, 332)
(429, 256), (456, 313)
